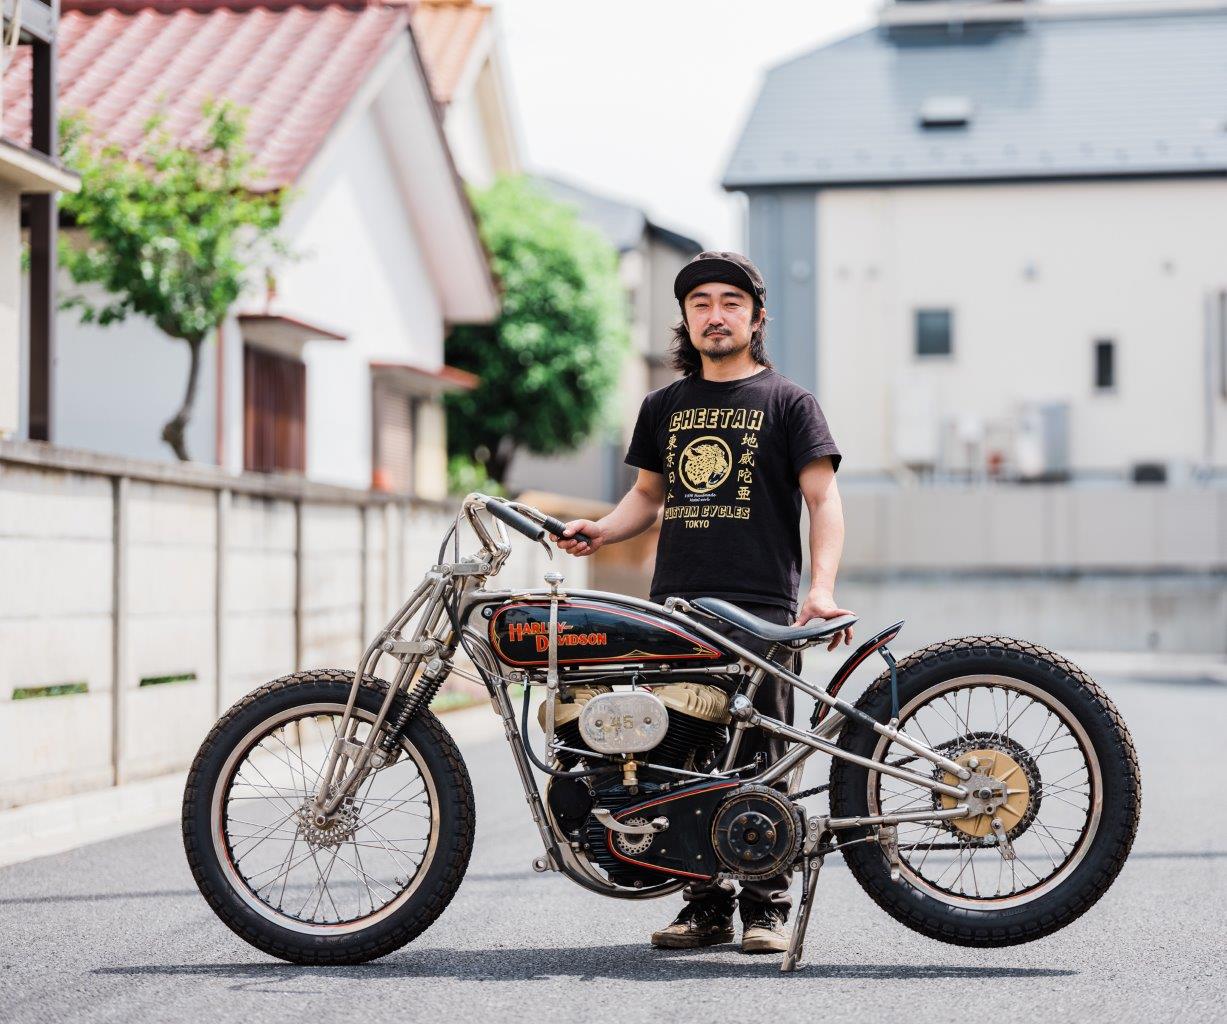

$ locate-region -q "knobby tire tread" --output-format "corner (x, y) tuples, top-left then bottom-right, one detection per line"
(181, 669), (476, 965)
(829, 635), (1141, 947)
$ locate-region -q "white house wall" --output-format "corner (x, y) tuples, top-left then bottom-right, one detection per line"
(816, 179), (1227, 476)
(0, 185), (20, 436)
(23, 266), (218, 464)
(221, 103), (446, 490)
(444, 88), (496, 189)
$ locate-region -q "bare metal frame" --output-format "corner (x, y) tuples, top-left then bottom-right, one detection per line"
(307, 493), (989, 968)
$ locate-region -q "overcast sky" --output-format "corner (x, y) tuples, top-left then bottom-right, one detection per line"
(492, 0), (883, 251)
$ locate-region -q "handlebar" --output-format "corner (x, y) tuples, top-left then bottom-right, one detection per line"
(482, 498), (592, 546)
(540, 513), (592, 546)
(484, 499), (546, 542)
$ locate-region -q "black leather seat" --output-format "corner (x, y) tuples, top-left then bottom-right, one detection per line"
(690, 597), (858, 645)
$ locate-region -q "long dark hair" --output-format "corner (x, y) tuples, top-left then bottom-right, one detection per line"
(669, 300), (773, 377)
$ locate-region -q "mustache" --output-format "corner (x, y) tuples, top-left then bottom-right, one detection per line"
(703, 327), (731, 337)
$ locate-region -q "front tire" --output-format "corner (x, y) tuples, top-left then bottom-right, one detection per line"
(829, 636), (1141, 946)
(182, 670), (475, 964)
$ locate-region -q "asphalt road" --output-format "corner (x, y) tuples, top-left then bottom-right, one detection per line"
(2, 672), (1224, 1024)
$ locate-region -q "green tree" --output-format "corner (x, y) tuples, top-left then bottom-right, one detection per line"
(445, 175), (629, 485)
(57, 99), (291, 461)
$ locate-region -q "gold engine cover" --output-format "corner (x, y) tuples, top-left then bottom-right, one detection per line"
(537, 682), (730, 732)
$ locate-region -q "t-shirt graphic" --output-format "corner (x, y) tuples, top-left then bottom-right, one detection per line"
(624, 368), (841, 613)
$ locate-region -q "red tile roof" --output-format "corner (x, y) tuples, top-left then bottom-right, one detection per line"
(2, 0), (415, 190)
(370, 359), (479, 391)
(410, 0), (490, 105)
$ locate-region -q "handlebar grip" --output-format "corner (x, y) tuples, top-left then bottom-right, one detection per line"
(541, 514), (592, 546)
(485, 500), (546, 542)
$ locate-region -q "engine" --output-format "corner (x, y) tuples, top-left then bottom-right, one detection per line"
(540, 682), (732, 887)
(539, 681), (730, 776)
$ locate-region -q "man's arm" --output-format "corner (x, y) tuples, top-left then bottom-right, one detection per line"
(794, 455), (855, 650)
(553, 469), (665, 556)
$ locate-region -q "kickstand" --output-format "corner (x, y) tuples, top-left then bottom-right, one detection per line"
(781, 818), (831, 973)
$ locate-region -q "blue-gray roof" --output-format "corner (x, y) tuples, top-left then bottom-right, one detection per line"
(537, 175), (703, 254)
(723, 7), (1227, 189)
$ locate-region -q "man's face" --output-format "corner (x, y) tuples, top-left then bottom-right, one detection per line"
(682, 282), (761, 363)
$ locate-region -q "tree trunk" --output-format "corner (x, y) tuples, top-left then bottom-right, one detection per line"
(485, 434), (518, 485)
(161, 336), (203, 462)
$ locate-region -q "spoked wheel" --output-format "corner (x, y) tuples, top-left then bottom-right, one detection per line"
(830, 637), (1140, 946)
(182, 670), (475, 964)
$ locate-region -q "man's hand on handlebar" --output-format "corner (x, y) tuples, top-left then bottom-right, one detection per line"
(552, 519), (605, 557)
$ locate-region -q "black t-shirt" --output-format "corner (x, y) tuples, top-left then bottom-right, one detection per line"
(624, 367), (841, 613)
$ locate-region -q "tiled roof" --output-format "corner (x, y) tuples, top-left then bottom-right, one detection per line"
(724, 6), (1227, 189)
(410, 0), (490, 104)
(2, 0), (413, 190)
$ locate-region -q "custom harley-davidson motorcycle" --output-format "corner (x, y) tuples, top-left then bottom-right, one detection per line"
(183, 493), (1141, 972)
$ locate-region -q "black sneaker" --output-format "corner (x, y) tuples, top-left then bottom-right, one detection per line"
(650, 901), (736, 949)
(740, 904), (790, 954)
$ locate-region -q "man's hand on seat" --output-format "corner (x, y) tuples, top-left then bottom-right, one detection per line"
(794, 588), (855, 651)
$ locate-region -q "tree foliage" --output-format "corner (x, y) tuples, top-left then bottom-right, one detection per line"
(444, 175), (629, 484)
(57, 99), (291, 460)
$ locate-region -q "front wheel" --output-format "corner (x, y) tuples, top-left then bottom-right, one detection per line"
(829, 636), (1141, 946)
(182, 670), (475, 964)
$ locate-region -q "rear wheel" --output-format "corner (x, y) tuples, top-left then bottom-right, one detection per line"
(829, 636), (1140, 946)
(182, 670), (475, 964)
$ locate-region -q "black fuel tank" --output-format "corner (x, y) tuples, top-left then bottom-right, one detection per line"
(487, 598), (733, 668)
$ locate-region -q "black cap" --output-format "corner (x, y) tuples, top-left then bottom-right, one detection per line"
(673, 250), (766, 307)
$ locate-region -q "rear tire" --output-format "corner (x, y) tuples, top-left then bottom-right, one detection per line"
(182, 669), (475, 964)
(829, 636), (1140, 946)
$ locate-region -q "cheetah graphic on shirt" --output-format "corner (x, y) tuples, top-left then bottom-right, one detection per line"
(679, 436), (732, 493)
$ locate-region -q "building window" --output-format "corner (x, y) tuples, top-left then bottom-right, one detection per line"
(243, 345), (305, 473)
(371, 379), (417, 494)
(1093, 339), (1115, 391)
(915, 309), (952, 357)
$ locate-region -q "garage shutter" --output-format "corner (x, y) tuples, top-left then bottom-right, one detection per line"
(373, 381), (414, 493)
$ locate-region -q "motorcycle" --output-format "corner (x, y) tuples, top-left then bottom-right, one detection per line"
(182, 492), (1142, 972)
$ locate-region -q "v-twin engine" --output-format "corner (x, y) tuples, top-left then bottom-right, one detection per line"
(538, 681), (731, 773)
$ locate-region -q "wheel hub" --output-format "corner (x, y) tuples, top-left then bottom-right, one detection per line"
(940, 748), (1031, 838)
(296, 801), (360, 848)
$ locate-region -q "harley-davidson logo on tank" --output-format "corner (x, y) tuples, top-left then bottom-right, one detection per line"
(488, 600), (730, 668)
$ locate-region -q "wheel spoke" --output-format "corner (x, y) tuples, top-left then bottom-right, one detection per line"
(217, 708), (434, 929)
(869, 676), (1097, 907)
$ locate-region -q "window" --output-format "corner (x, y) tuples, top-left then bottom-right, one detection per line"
(243, 345), (305, 473)
(1094, 339), (1115, 391)
(915, 309), (953, 357)
(372, 379), (418, 494)
(918, 96), (973, 129)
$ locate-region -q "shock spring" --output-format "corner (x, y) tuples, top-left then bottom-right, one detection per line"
(378, 660), (451, 753)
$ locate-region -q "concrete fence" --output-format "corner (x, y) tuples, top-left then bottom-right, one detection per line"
(833, 484), (1227, 656)
(0, 441), (584, 810)
(3, 440), (1225, 811)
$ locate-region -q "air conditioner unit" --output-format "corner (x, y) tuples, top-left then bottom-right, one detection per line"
(1015, 402), (1069, 481)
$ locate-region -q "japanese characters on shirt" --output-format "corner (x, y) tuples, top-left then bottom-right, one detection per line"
(662, 406), (764, 527)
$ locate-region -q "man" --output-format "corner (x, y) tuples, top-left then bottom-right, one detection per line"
(554, 250), (853, 955)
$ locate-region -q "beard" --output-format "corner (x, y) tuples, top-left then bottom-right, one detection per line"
(695, 330), (750, 362)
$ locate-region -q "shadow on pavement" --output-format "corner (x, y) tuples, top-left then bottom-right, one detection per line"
(93, 947), (1078, 984)
(0, 889), (199, 905)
